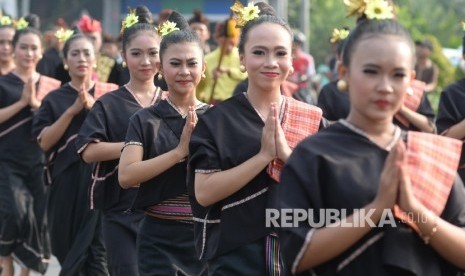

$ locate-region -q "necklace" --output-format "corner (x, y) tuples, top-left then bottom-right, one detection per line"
(243, 92), (286, 122)
(125, 84), (158, 107)
(339, 119), (401, 151)
(68, 82), (93, 92)
(166, 97), (206, 118)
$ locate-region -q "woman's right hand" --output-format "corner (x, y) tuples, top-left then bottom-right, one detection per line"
(20, 77), (39, 108)
(67, 85), (88, 115)
(259, 103), (277, 162)
(372, 142), (403, 212)
(176, 106), (197, 158)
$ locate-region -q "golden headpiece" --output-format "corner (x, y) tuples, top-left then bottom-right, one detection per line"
(344, 0), (394, 20)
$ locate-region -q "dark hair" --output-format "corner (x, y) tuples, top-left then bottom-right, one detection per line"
(62, 33), (94, 59)
(12, 14), (43, 48)
(462, 35), (465, 55)
(238, 2), (292, 54)
(12, 28), (42, 48)
(121, 5), (159, 53)
(159, 10), (202, 64)
(24, 14), (40, 29)
(188, 9), (209, 26)
(342, 19), (414, 67)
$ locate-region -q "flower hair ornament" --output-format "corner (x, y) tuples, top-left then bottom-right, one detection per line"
(461, 21), (465, 32)
(0, 15), (12, 26)
(120, 8), (139, 35)
(55, 28), (74, 43)
(230, 0), (260, 28)
(344, 0), (394, 20)
(15, 17), (29, 30)
(330, 28), (350, 43)
(157, 21), (179, 37)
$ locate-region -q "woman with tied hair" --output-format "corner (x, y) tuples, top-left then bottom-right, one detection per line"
(188, 1), (325, 275)
(188, 9), (211, 54)
(278, 1), (465, 275)
(32, 31), (117, 275)
(119, 11), (209, 276)
(0, 19), (61, 276)
(436, 24), (465, 183)
(0, 15), (15, 76)
(76, 5), (165, 275)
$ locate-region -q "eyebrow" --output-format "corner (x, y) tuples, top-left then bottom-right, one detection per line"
(129, 47), (159, 51)
(251, 45), (288, 51)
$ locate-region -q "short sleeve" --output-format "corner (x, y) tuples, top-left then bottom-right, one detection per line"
(188, 117), (221, 173)
(124, 111), (145, 147)
(31, 96), (55, 139)
(441, 176), (465, 228)
(436, 90), (460, 134)
(416, 93), (435, 122)
(75, 101), (109, 155)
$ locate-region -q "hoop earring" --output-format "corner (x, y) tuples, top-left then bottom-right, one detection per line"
(63, 64), (68, 71)
(337, 79), (348, 91)
(239, 64), (246, 73)
(92, 64), (97, 69)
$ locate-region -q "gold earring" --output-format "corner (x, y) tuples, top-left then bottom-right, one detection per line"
(337, 79), (348, 91)
(122, 61), (126, 68)
(239, 64), (246, 73)
(157, 73), (163, 80)
(201, 73), (206, 79)
(92, 64), (97, 69)
(63, 64), (68, 71)
(289, 66), (294, 75)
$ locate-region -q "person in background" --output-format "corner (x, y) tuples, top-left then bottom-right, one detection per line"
(287, 31), (316, 90)
(436, 27), (465, 183)
(75, 6), (164, 275)
(0, 18), (60, 276)
(32, 32), (115, 276)
(189, 9), (211, 54)
(119, 11), (208, 275)
(414, 39), (439, 93)
(198, 18), (246, 104)
(0, 14), (15, 76)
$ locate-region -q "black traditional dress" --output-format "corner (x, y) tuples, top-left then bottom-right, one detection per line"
(75, 86), (164, 276)
(32, 82), (116, 275)
(188, 93), (324, 275)
(436, 78), (465, 181)
(127, 99), (209, 276)
(278, 122), (465, 276)
(0, 73), (60, 273)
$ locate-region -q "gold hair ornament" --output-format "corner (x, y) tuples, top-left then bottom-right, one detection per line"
(344, 0), (394, 20)
(461, 21), (465, 32)
(120, 8), (139, 35)
(15, 17), (29, 30)
(157, 21), (179, 37)
(230, 0), (260, 28)
(0, 16), (12, 26)
(55, 28), (74, 43)
(330, 28), (350, 44)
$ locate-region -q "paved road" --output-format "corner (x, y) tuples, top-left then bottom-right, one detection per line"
(13, 256), (60, 275)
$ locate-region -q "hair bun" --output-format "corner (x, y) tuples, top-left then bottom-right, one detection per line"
(167, 11), (189, 31)
(24, 13), (40, 29)
(135, 5), (153, 25)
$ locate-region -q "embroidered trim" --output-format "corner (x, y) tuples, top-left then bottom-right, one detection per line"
(292, 228), (316, 274)
(57, 134), (78, 154)
(89, 163), (118, 209)
(195, 169), (221, 174)
(221, 187), (268, 211)
(0, 239), (15, 245)
(123, 141), (143, 149)
(337, 232), (385, 272)
(0, 117), (32, 138)
(339, 119), (401, 151)
(192, 217), (221, 223)
(76, 139), (101, 154)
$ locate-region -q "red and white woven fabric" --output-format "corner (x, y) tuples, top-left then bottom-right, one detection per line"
(267, 97), (322, 182)
(36, 76), (61, 101)
(394, 131), (461, 229)
(395, 79), (426, 128)
(93, 82), (118, 100)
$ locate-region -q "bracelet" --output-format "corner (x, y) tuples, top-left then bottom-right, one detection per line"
(420, 216), (438, 245)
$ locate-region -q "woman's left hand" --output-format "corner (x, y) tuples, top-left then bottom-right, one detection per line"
(275, 105), (292, 162)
